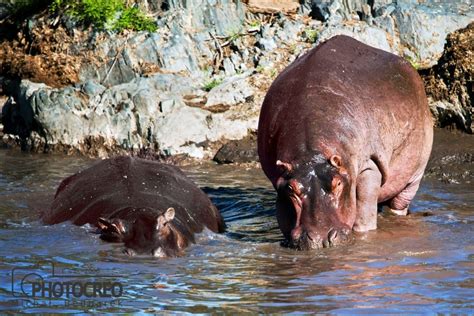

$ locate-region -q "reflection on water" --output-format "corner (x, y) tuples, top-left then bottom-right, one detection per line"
(0, 149), (473, 313)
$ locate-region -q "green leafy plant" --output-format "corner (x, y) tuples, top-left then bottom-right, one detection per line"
(202, 78), (222, 92)
(255, 65), (265, 73)
(49, 0), (62, 13)
(226, 28), (244, 44)
(288, 43), (297, 55)
(229, 32), (241, 42)
(51, 0), (157, 32)
(114, 6), (157, 32)
(83, 0), (123, 29)
(247, 20), (261, 28)
(404, 55), (421, 70)
(304, 29), (319, 43)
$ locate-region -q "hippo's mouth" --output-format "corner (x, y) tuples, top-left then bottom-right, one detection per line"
(289, 192), (303, 209)
(282, 227), (353, 251)
(122, 246), (170, 258)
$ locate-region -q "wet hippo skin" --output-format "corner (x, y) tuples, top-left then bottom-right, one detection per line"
(41, 156), (225, 257)
(258, 35), (433, 250)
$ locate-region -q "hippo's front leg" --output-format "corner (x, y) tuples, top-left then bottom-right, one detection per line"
(353, 160), (382, 232)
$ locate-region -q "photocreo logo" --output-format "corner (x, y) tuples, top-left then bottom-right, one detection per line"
(11, 262), (124, 308)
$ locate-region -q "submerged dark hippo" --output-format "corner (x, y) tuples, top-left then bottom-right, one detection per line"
(41, 156), (225, 257)
(258, 35), (433, 250)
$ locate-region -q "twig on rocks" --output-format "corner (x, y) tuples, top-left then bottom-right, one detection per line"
(208, 29), (259, 47)
(102, 34), (131, 85)
(209, 32), (224, 72)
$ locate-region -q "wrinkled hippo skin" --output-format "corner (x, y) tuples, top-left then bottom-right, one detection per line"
(258, 35), (433, 250)
(41, 156), (225, 257)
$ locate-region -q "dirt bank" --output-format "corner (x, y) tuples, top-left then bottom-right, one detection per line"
(425, 128), (474, 185)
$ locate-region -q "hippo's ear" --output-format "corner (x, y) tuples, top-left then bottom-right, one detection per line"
(98, 217), (126, 242)
(329, 155), (342, 168)
(98, 217), (126, 233)
(156, 207), (175, 229)
(329, 155), (348, 175)
(164, 207), (175, 222)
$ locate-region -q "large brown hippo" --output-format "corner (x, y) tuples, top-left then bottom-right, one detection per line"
(258, 35), (433, 250)
(41, 156), (225, 257)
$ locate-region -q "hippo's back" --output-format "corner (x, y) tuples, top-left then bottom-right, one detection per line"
(42, 156), (224, 234)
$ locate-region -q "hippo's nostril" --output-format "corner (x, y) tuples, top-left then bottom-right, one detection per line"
(328, 228), (338, 243)
(123, 248), (136, 256)
(291, 226), (303, 241)
(152, 247), (167, 258)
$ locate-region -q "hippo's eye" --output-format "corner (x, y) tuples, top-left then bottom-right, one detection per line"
(286, 180), (304, 196)
(331, 177), (343, 194)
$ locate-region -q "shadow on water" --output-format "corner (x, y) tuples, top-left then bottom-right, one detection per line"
(202, 186), (281, 243)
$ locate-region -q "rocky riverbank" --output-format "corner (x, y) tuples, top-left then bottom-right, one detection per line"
(0, 0), (473, 160)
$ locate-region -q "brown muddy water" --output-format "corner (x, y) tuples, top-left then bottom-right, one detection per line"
(0, 129), (473, 313)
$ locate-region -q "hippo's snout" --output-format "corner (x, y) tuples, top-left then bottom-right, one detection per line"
(122, 246), (170, 258)
(287, 230), (323, 250)
(285, 227), (352, 250)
